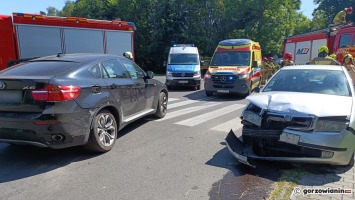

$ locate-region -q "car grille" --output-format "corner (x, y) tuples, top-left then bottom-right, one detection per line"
(211, 75), (236, 84)
(172, 73), (194, 77)
(262, 113), (314, 130)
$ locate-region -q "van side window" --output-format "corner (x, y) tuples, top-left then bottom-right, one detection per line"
(339, 34), (352, 48)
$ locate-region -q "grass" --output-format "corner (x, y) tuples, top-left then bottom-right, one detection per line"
(268, 168), (307, 200)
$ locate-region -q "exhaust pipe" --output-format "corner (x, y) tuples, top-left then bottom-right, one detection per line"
(51, 134), (64, 142)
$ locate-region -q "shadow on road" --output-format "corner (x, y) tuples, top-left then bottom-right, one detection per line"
(0, 117), (151, 184)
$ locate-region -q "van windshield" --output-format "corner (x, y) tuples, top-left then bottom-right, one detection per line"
(210, 51), (250, 66)
(169, 54), (199, 65)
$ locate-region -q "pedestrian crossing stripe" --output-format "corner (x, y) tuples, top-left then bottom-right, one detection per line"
(168, 97), (217, 109)
(175, 104), (245, 127)
(156, 102), (222, 122)
(168, 98), (179, 102)
(211, 117), (243, 133)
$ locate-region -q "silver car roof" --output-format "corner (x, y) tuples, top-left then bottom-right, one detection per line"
(281, 65), (343, 71)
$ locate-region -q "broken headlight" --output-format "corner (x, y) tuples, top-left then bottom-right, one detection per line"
(314, 117), (349, 132)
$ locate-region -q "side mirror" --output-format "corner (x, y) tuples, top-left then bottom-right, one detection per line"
(252, 61), (258, 68)
(146, 71), (154, 79)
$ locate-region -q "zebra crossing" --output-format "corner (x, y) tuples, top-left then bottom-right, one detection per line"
(155, 97), (247, 132)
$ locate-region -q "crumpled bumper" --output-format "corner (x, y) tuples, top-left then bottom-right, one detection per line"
(225, 129), (255, 167)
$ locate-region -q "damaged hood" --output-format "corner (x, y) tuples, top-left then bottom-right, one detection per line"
(247, 92), (353, 117)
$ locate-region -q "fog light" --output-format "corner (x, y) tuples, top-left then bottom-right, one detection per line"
(321, 151), (334, 158)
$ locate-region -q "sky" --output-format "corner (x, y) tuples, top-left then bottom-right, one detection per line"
(0, 0), (318, 19)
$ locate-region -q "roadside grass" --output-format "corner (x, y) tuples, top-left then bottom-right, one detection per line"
(268, 167), (307, 200)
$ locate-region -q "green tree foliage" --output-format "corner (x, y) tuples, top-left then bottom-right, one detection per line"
(49, 0), (313, 71)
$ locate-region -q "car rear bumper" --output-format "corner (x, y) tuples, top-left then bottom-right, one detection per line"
(225, 129), (355, 166)
(0, 108), (93, 149)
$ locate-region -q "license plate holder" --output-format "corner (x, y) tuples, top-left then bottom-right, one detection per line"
(279, 132), (300, 145)
(217, 90), (229, 93)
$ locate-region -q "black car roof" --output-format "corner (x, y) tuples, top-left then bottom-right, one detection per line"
(31, 53), (122, 63)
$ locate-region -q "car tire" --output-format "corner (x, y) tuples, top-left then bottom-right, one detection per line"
(196, 85), (201, 90)
(242, 86), (251, 98)
(205, 90), (213, 97)
(86, 109), (117, 153)
(348, 153), (354, 166)
(154, 92), (167, 118)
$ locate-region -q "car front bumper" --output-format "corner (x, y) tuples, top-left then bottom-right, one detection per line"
(165, 76), (201, 87)
(225, 128), (355, 167)
(204, 77), (250, 94)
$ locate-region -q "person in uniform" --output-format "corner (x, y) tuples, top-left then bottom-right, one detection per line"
(308, 46), (340, 65)
(342, 54), (355, 86)
(280, 52), (295, 68)
(333, 7), (353, 25)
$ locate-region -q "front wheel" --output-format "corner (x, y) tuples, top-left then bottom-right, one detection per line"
(154, 92), (167, 118)
(205, 90), (213, 97)
(85, 109), (117, 153)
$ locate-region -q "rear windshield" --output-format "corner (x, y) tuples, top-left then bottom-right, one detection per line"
(0, 61), (79, 76)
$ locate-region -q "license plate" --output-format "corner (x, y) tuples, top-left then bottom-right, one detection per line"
(0, 91), (22, 104)
(279, 132), (300, 145)
(217, 90), (229, 93)
(179, 81), (188, 83)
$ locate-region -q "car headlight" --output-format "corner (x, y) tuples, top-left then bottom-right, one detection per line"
(204, 71), (211, 79)
(166, 71), (172, 76)
(239, 73), (248, 79)
(314, 118), (349, 132)
(194, 71), (201, 76)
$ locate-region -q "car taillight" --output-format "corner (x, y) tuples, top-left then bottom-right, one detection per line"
(31, 85), (81, 101)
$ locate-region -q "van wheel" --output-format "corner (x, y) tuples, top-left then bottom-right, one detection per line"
(86, 109), (117, 153)
(154, 92), (167, 118)
(195, 85), (201, 90)
(242, 86), (251, 98)
(206, 90), (213, 96)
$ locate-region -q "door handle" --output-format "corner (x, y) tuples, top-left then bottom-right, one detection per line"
(91, 86), (101, 93)
(110, 84), (118, 89)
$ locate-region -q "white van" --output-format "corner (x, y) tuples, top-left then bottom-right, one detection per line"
(165, 44), (201, 90)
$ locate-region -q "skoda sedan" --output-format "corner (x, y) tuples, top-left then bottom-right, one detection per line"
(226, 65), (355, 167)
(0, 54), (168, 152)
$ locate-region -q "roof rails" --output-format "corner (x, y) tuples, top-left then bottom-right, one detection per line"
(172, 44), (195, 47)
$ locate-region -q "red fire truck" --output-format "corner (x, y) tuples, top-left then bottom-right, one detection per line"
(283, 24), (355, 64)
(0, 12), (136, 70)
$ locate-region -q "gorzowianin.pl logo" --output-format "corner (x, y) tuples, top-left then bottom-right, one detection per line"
(293, 187), (353, 196)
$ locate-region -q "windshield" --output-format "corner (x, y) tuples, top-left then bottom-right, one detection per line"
(263, 69), (351, 96)
(169, 54), (199, 65)
(210, 51), (250, 66)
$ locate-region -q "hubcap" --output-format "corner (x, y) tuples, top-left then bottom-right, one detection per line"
(97, 114), (116, 147)
(161, 93), (167, 114)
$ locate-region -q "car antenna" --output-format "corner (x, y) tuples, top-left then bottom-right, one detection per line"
(57, 53), (64, 58)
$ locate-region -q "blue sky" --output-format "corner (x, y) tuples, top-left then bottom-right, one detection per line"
(1, 0), (317, 19)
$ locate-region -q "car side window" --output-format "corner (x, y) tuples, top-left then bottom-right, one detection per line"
(120, 58), (146, 80)
(89, 64), (102, 78)
(339, 34), (351, 48)
(101, 59), (129, 79)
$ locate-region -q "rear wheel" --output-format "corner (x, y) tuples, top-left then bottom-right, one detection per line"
(86, 109), (117, 153)
(154, 92), (167, 118)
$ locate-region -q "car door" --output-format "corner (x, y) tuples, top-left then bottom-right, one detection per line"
(101, 59), (138, 118)
(119, 58), (155, 111)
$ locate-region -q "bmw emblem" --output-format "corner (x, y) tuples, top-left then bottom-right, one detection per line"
(284, 115), (293, 122)
(0, 81), (6, 90)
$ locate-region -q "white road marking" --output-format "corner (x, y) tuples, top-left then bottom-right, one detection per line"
(168, 97), (216, 109)
(211, 117), (243, 133)
(156, 102), (221, 122)
(175, 104), (245, 127)
(168, 98), (179, 102)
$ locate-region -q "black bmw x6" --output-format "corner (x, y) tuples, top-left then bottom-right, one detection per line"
(0, 54), (168, 152)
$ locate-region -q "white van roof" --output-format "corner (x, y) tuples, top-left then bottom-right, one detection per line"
(169, 46), (199, 54)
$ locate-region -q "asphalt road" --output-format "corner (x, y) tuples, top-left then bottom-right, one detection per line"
(0, 76), (282, 200)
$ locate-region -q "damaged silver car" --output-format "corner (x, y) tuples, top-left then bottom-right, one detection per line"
(226, 65), (355, 167)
